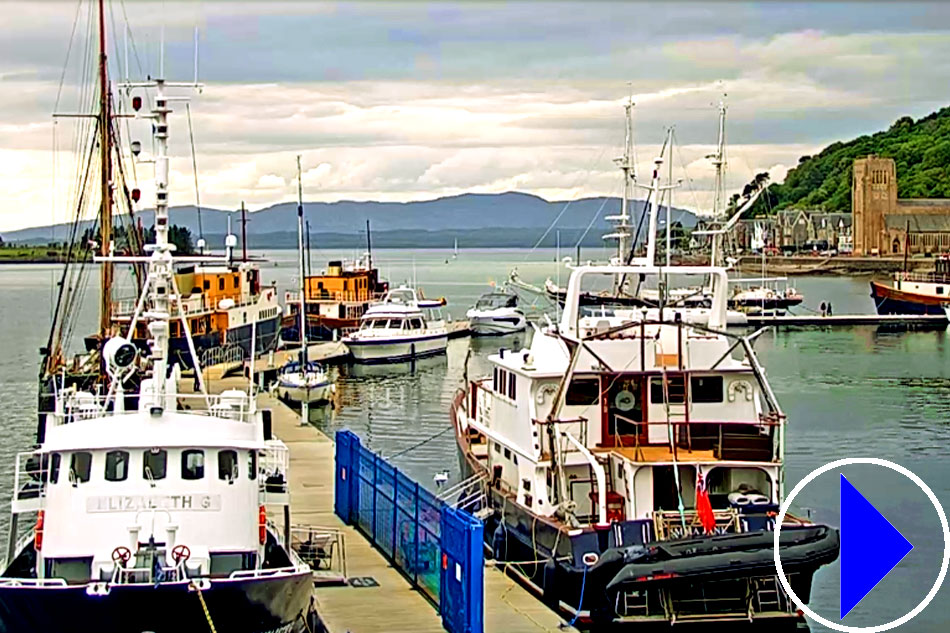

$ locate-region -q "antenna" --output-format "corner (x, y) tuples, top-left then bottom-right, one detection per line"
(159, 22), (165, 79)
(193, 27), (199, 84)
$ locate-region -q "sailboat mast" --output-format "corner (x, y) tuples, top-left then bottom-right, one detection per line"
(296, 156), (308, 366)
(98, 0), (113, 342)
(710, 99), (727, 267)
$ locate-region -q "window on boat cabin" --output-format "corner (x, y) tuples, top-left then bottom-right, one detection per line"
(690, 376), (724, 403)
(218, 450), (239, 482)
(69, 451), (92, 484)
(409, 318), (423, 329)
(182, 449), (205, 480)
(508, 373), (517, 400)
(210, 551), (256, 577)
(652, 465), (696, 511)
(649, 376), (686, 404)
(565, 377), (600, 406)
(248, 450), (258, 480)
(938, 287), (945, 295)
(233, 274), (239, 289)
(143, 449), (167, 481)
(50, 453), (61, 484)
(218, 277), (225, 291)
(105, 450), (130, 482)
(203, 279), (210, 290)
(705, 467), (771, 508)
(504, 447), (511, 460)
(493, 442), (501, 454)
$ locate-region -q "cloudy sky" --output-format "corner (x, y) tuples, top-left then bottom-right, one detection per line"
(1, 0), (948, 232)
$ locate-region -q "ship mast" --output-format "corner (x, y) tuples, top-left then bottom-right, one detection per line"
(605, 96), (636, 266)
(296, 156), (308, 368)
(709, 98), (727, 267)
(97, 0), (114, 343)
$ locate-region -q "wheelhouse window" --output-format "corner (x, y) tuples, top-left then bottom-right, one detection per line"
(50, 453), (61, 484)
(182, 450), (205, 480)
(248, 450), (258, 480)
(143, 449), (167, 480)
(105, 451), (130, 482)
(409, 318), (423, 329)
(69, 452), (91, 484)
(650, 376), (686, 404)
(218, 450), (239, 481)
(565, 378), (600, 406)
(690, 376), (724, 403)
(508, 373), (517, 400)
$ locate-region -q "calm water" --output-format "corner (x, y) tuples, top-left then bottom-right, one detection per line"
(1, 248), (949, 630)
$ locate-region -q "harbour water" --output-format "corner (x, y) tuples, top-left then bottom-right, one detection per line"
(2, 247), (949, 630)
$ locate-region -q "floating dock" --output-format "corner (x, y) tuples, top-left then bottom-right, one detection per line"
(196, 374), (571, 633)
(745, 313), (948, 327)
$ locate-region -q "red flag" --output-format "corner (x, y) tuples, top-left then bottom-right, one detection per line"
(696, 472), (716, 534)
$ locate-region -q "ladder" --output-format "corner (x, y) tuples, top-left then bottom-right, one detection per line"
(754, 577), (783, 613)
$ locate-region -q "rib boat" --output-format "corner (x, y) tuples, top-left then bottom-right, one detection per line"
(1, 59), (313, 633)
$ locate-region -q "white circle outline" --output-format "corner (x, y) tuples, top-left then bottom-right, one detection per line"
(774, 457), (950, 633)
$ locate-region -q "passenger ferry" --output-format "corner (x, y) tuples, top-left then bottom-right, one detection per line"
(343, 286), (448, 363)
(870, 255), (950, 315)
(451, 261), (839, 627)
(1, 74), (313, 633)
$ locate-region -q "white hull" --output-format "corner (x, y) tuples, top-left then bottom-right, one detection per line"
(468, 314), (527, 335)
(277, 382), (333, 404)
(346, 333), (448, 363)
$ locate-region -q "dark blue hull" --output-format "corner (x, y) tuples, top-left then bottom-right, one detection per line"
(0, 571), (313, 633)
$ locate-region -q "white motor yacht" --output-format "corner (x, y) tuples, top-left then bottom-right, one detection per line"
(466, 291), (527, 335)
(343, 286), (448, 363)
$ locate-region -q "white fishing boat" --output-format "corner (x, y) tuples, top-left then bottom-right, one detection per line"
(0, 52), (313, 632)
(466, 290), (527, 335)
(343, 286), (448, 363)
(277, 157), (335, 405)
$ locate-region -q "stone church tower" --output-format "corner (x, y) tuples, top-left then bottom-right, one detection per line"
(852, 156), (897, 255)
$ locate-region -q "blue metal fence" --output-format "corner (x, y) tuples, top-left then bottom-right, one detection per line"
(334, 430), (483, 633)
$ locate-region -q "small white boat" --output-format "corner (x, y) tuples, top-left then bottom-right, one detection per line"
(466, 291), (527, 335)
(276, 359), (333, 404)
(343, 286), (448, 363)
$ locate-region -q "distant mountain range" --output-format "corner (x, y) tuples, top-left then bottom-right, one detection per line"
(2, 191), (698, 248)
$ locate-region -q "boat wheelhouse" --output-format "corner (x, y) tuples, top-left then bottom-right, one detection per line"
(343, 286), (448, 363)
(452, 263), (838, 627)
(466, 290), (527, 336)
(283, 257), (389, 342)
(106, 260), (282, 368)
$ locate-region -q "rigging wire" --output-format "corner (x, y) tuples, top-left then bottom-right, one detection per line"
(186, 103), (204, 241)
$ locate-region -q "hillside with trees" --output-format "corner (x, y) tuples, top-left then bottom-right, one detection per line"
(749, 106), (950, 215)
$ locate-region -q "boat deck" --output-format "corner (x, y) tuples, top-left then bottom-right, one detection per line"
(594, 444), (718, 463)
(743, 313), (948, 327)
(192, 375), (571, 633)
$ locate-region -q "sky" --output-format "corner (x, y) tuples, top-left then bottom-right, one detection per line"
(1, 0), (949, 232)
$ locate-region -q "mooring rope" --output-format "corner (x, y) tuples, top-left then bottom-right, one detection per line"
(192, 581), (218, 633)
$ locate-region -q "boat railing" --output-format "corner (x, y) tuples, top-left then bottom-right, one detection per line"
(600, 418), (781, 463)
(12, 451), (48, 513)
(287, 289), (380, 304)
(652, 508), (742, 540)
(0, 577), (68, 588)
(228, 565), (308, 579)
(112, 291), (265, 319)
(49, 392), (255, 426)
(290, 525), (347, 583)
(536, 417), (589, 452)
(894, 271), (950, 285)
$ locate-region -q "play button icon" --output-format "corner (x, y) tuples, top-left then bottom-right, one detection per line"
(775, 457), (950, 632)
(839, 474), (914, 619)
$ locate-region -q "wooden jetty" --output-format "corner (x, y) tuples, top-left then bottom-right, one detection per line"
(745, 313), (948, 327)
(195, 374), (572, 633)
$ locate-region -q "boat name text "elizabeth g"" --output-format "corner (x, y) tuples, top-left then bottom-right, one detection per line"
(85, 494), (222, 512)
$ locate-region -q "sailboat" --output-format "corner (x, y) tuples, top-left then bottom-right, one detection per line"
(2, 11), (314, 630)
(276, 157), (333, 405)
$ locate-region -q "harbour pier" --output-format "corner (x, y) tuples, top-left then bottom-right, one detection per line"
(193, 374), (573, 633)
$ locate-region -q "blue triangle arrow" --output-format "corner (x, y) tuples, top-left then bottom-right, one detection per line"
(840, 474), (913, 619)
